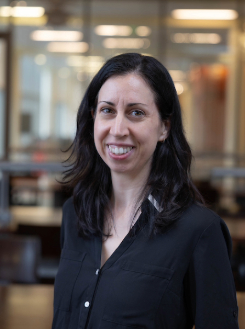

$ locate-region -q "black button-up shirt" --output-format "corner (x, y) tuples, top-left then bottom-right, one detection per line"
(52, 197), (239, 329)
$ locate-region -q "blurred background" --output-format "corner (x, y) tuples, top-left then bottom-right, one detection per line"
(0, 0), (245, 327)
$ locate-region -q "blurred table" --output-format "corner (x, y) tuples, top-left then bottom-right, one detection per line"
(10, 206), (62, 228)
(0, 285), (54, 329)
(0, 285), (245, 329)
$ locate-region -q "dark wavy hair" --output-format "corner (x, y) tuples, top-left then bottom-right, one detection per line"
(63, 53), (204, 238)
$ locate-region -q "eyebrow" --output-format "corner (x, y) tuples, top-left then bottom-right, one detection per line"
(98, 101), (147, 106)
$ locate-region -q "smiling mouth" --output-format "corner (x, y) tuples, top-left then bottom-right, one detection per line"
(108, 145), (134, 155)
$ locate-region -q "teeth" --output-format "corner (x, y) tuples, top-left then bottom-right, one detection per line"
(109, 146), (133, 155)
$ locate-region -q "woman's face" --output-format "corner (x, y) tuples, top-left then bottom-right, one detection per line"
(93, 73), (168, 179)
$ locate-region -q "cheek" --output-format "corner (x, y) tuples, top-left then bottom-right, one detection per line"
(140, 122), (162, 143)
(93, 121), (107, 151)
(141, 126), (162, 154)
(94, 124), (101, 151)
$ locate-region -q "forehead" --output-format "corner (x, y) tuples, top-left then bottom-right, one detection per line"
(98, 73), (155, 103)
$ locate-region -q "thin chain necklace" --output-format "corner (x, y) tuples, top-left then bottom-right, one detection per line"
(105, 204), (141, 238)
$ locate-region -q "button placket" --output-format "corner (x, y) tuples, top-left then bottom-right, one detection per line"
(80, 269), (100, 326)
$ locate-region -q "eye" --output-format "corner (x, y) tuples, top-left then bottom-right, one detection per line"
(101, 107), (113, 114)
(130, 109), (145, 117)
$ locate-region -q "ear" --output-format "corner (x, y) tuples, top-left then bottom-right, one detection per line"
(158, 120), (170, 142)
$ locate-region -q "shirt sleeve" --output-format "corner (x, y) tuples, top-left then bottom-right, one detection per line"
(60, 213), (65, 250)
(60, 199), (69, 250)
(185, 218), (239, 329)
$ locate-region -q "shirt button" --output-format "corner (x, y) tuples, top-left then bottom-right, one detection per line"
(95, 269), (99, 275)
(233, 310), (238, 317)
(84, 301), (90, 308)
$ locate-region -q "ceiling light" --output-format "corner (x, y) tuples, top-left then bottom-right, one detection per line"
(135, 26), (152, 37)
(172, 33), (221, 44)
(0, 6), (11, 16)
(95, 25), (132, 36)
(47, 42), (89, 53)
(103, 38), (150, 49)
(171, 9), (238, 20)
(0, 6), (45, 17)
(31, 30), (83, 42)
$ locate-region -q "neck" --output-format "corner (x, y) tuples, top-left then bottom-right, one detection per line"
(104, 170), (149, 237)
(110, 169), (149, 212)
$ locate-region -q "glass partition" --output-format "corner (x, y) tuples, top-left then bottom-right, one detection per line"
(0, 0), (244, 217)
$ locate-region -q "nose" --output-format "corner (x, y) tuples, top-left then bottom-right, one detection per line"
(110, 113), (129, 137)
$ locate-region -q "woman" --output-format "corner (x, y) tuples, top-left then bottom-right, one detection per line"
(52, 53), (239, 329)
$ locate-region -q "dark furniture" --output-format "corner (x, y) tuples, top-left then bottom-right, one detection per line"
(0, 235), (41, 283)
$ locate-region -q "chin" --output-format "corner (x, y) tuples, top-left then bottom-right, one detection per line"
(111, 167), (129, 174)
(109, 164), (132, 174)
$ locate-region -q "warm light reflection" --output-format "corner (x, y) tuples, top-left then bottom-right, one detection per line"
(174, 82), (184, 95)
(0, 16), (48, 25)
(47, 42), (89, 53)
(135, 26), (151, 37)
(31, 30), (83, 41)
(95, 25), (132, 36)
(172, 33), (221, 44)
(169, 70), (186, 81)
(0, 6), (45, 17)
(103, 38), (150, 49)
(171, 9), (238, 20)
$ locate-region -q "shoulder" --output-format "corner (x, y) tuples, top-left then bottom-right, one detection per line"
(180, 203), (226, 232)
(178, 203), (232, 258)
(61, 196), (77, 229)
(62, 196), (75, 215)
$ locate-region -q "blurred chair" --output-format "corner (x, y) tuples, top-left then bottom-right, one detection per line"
(17, 224), (61, 283)
(0, 235), (41, 284)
